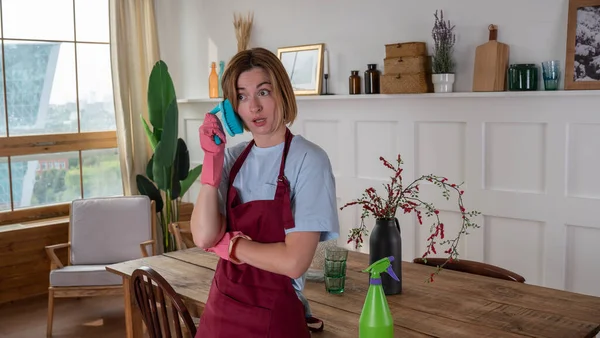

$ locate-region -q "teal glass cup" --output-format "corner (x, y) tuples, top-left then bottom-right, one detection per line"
(324, 247), (348, 294)
(542, 60), (560, 90)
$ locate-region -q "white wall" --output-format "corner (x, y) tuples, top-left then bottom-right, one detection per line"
(155, 0), (600, 298)
(155, 0), (570, 98)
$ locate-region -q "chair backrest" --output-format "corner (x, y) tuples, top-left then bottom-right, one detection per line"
(131, 266), (197, 338)
(413, 257), (526, 283)
(69, 195), (155, 265)
(168, 221), (195, 251)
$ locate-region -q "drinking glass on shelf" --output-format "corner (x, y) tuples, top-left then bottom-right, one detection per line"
(541, 60), (560, 90)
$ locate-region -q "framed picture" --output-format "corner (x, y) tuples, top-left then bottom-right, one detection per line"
(564, 0), (600, 90)
(277, 43), (324, 95)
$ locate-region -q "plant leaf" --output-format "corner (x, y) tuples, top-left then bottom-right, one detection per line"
(171, 169), (181, 199)
(152, 160), (168, 191)
(170, 140), (183, 199)
(141, 116), (158, 151)
(153, 127), (162, 144)
(136, 174), (164, 212)
(147, 60), (176, 130)
(175, 138), (190, 181)
(146, 154), (154, 181)
(154, 99), (178, 167)
(180, 164), (203, 198)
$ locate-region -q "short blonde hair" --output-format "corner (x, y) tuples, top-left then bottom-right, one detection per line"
(221, 47), (297, 130)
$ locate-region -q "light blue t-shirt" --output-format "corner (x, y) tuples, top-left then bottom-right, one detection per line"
(217, 134), (340, 316)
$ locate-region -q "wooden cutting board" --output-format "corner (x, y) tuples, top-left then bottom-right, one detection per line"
(472, 25), (509, 92)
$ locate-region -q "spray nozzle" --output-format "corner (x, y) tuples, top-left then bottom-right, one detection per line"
(364, 256), (400, 282)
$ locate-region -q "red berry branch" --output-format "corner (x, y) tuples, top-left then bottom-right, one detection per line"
(340, 154), (481, 282)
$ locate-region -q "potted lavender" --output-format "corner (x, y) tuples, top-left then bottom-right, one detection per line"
(431, 10), (457, 93)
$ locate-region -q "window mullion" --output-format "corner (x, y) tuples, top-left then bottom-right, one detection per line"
(78, 150), (83, 199)
(7, 156), (13, 212)
(73, 0), (81, 134)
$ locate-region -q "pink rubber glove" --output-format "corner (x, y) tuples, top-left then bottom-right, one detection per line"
(204, 231), (251, 264)
(199, 113), (226, 187)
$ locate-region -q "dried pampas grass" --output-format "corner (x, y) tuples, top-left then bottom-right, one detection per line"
(233, 11), (254, 52)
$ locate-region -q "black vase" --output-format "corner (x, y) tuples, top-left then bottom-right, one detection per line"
(369, 217), (402, 295)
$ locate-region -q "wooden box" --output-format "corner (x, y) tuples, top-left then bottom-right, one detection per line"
(381, 73), (431, 94)
(384, 56), (428, 74)
(384, 42), (427, 58)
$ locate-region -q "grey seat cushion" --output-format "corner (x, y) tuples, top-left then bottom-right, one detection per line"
(50, 265), (122, 287)
(70, 195), (152, 265)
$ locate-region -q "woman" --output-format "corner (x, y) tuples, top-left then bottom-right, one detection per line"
(191, 47), (339, 337)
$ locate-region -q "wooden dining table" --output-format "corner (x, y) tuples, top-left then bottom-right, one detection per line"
(106, 247), (600, 337)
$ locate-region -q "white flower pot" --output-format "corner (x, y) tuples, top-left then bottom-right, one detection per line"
(432, 73), (455, 93)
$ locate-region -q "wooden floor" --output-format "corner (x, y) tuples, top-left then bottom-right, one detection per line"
(0, 294), (127, 337)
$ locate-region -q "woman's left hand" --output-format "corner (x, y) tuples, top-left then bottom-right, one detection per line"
(204, 231), (251, 264)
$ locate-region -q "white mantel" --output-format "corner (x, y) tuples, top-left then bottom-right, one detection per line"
(155, 0), (600, 298)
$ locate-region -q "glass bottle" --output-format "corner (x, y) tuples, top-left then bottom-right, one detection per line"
(349, 70), (361, 94)
(364, 64), (380, 94)
(209, 62), (219, 98)
(218, 61), (225, 97)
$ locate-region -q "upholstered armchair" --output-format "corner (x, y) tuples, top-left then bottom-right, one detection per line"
(45, 195), (156, 337)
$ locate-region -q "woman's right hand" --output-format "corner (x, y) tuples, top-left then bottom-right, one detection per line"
(199, 113), (226, 187)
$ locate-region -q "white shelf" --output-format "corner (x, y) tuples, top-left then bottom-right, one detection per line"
(178, 98), (223, 103)
(177, 90), (600, 104)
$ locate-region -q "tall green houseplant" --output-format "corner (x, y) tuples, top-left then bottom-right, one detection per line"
(136, 60), (203, 253)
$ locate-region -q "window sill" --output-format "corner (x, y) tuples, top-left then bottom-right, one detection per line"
(0, 216), (69, 233)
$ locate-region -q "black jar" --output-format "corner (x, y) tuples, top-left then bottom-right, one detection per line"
(364, 64), (380, 94)
(349, 70), (361, 94)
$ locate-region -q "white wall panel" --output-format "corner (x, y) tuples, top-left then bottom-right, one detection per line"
(484, 216), (545, 285)
(355, 121), (399, 180)
(565, 224), (600, 297)
(415, 122), (466, 184)
(484, 122), (547, 194)
(567, 123), (600, 199)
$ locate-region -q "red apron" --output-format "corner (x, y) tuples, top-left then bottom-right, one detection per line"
(196, 128), (311, 338)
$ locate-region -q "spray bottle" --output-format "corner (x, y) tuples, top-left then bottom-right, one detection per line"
(359, 256), (400, 338)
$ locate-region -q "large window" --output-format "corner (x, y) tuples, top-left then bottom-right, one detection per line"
(0, 0), (122, 225)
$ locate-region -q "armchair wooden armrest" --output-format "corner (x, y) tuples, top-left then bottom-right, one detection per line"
(45, 242), (71, 269)
(140, 239), (156, 257)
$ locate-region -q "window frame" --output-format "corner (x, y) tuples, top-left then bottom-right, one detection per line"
(0, 1), (120, 226)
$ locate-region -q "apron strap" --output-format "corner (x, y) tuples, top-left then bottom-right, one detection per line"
(278, 128), (294, 176)
(275, 128), (295, 229)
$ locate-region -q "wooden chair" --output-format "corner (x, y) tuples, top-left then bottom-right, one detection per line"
(413, 257), (526, 283)
(45, 196), (156, 337)
(168, 221), (195, 251)
(131, 266), (197, 338)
